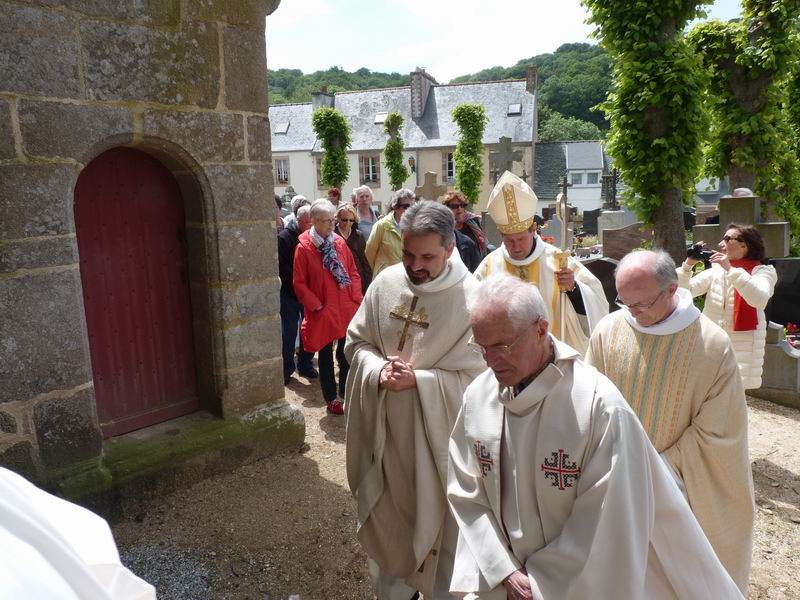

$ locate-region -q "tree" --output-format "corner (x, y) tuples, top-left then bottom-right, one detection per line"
(538, 106), (603, 142)
(382, 112), (409, 191)
(451, 103), (488, 205)
(583, 0), (709, 262)
(689, 1), (800, 228)
(311, 107), (351, 190)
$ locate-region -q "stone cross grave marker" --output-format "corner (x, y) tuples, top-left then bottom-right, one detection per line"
(693, 193), (790, 258)
(489, 136), (523, 182)
(414, 171), (448, 201)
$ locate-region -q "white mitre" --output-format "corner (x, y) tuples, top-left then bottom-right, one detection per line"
(487, 171), (539, 235)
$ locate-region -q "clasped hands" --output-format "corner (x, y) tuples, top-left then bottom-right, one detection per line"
(379, 356), (416, 391)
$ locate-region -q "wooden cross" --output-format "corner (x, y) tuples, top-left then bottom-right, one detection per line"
(389, 296), (430, 351)
(558, 175), (572, 198)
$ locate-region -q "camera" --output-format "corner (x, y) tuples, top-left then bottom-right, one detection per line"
(686, 243), (714, 261)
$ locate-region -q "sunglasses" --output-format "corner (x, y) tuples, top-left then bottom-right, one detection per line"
(722, 235), (742, 242)
(396, 203), (412, 209)
(446, 203), (468, 210)
(338, 218), (355, 223)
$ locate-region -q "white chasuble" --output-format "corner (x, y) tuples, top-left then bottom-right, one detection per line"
(447, 337), (743, 599)
(586, 290), (754, 593)
(475, 237), (608, 355)
(0, 468), (156, 600)
(345, 252), (486, 597)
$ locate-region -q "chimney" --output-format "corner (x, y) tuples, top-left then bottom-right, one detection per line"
(410, 68), (438, 119)
(526, 66), (538, 94)
(311, 86), (334, 110)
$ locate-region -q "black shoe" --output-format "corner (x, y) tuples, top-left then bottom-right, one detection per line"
(298, 367), (319, 379)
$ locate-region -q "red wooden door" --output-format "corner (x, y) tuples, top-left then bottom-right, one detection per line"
(75, 147), (199, 438)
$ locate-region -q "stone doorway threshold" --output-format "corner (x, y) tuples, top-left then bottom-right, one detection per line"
(47, 402), (304, 522)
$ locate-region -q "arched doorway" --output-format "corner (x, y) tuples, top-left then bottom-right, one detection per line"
(75, 147), (199, 438)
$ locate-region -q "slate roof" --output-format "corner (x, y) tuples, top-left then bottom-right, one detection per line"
(268, 80), (535, 153)
(565, 141), (604, 170)
(533, 142), (567, 201)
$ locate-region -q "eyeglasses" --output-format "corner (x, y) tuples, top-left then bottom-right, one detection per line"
(446, 203), (468, 210)
(468, 320), (539, 357)
(396, 203), (412, 209)
(722, 235), (742, 243)
(615, 289), (666, 310)
(338, 218), (355, 223)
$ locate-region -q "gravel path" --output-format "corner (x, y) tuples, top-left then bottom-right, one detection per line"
(113, 381), (800, 599)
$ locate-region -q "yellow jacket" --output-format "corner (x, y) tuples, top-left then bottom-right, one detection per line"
(365, 213), (402, 276)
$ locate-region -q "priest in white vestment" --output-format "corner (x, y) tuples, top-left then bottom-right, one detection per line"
(585, 250), (754, 594)
(345, 201), (486, 599)
(474, 172), (608, 355)
(447, 274), (743, 600)
(0, 467), (156, 600)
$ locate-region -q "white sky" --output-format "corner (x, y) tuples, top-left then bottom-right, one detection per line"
(266, 0), (743, 83)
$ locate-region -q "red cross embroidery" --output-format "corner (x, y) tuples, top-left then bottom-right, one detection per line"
(541, 449), (581, 490)
(473, 440), (494, 477)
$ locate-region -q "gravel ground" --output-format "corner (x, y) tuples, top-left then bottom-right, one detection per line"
(113, 381), (800, 600)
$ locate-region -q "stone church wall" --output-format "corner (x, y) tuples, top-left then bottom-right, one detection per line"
(0, 0), (298, 489)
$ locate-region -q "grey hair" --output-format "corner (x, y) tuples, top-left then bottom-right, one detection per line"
(291, 195), (309, 215)
(310, 198), (336, 219)
(352, 185), (373, 201)
(390, 188), (416, 210)
(468, 274), (550, 331)
(399, 200), (455, 246)
(296, 205), (311, 219)
(616, 249), (677, 289)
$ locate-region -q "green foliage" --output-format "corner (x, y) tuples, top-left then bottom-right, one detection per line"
(451, 104), (488, 204)
(269, 67), (409, 104)
(451, 43), (612, 129)
(311, 108), (351, 189)
(689, 5), (800, 244)
(583, 0), (710, 261)
(383, 112), (409, 191)
(538, 105), (603, 142)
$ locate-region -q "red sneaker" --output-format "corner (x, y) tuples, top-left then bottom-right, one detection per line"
(327, 399), (344, 415)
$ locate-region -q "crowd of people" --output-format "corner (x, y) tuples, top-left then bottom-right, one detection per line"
(273, 175), (775, 599)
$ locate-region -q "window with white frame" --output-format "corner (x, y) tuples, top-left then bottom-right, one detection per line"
(441, 152), (456, 183)
(569, 171), (601, 187)
(359, 155), (381, 185)
(570, 172), (583, 186)
(274, 157), (290, 185)
(586, 172), (600, 185)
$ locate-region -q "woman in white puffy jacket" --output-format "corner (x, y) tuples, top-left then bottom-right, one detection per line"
(678, 223), (777, 389)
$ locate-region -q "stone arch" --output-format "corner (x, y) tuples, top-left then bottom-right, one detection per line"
(73, 135), (225, 419)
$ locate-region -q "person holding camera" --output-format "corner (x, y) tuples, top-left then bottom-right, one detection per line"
(679, 223), (777, 390)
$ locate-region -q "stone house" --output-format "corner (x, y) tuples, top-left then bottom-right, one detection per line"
(0, 0), (301, 507)
(269, 69), (538, 213)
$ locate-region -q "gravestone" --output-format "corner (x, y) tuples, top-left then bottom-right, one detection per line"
(602, 222), (653, 261)
(583, 257), (619, 313)
(481, 211), (502, 248)
(489, 136), (523, 181)
(597, 208), (637, 244)
(415, 171), (448, 201)
(765, 258), (800, 327)
(545, 215), (573, 249)
(582, 208), (602, 236)
(750, 323), (800, 409)
(693, 194), (790, 257)
(683, 207), (696, 231)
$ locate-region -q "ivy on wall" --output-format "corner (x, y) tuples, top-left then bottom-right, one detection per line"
(383, 112), (409, 191)
(451, 103), (488, 205)
(311, 107), (351, 190)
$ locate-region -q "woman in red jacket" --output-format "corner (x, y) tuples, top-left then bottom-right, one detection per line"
(293, 199), (363, 414)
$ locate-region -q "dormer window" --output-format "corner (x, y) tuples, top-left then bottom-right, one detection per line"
(374, 112), (388, 124)
(273, 122), (290, 134)
(507, 103), (522, 116)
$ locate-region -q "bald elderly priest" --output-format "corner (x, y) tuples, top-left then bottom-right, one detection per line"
(346, 201), (486, 599)
(447, 274), (743, 600)
(586, 250), (754, 594)
(475, 172), (607, 355)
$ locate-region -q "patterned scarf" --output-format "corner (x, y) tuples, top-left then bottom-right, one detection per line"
(310, 227), (351, 288)
(456, 212), (488, 255)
